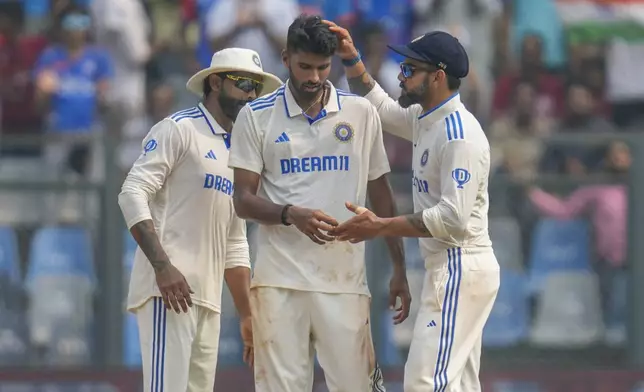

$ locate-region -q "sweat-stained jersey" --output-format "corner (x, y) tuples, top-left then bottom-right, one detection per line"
(118, 102), (250, 313)
(228, 81), (391, 296)
(364, 82), (492, 265)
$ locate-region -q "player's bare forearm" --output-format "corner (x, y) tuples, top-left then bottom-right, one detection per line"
(224, 267), (252, 319)
(380, 212), (434, 238)
(368, 176), (405, 269)
(233, 190), (286, 225)
(233, 168), (287, 225)
(130, 220), (171, 272)
(347, 69), (376, 97)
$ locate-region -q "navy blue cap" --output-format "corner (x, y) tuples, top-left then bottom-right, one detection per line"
(388, 31), (469, 79)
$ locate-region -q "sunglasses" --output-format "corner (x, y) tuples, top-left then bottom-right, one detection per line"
(399, 62), (440, 79)
(221, 74), (263, 93)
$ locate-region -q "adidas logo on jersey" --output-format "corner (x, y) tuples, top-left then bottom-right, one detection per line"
(204, 150), (217, 160)
(274, 132), (290, 143)
(427, 320), (437, 327)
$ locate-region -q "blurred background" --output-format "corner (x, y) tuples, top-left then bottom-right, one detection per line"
(1, 0), (644, 390)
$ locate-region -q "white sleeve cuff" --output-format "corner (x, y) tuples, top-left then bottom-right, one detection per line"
(118, 190), (153, 229)
(422, 206), (448, 240)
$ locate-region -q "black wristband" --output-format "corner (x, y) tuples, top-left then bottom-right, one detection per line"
(281, 204), (293, 226)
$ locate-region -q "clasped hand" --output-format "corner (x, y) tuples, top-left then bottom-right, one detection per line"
(290, 202), (384, 245)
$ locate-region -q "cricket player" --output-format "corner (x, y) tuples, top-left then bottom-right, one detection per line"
(228, 15), (411, 392)
(325, 21), (500, 392)
(118, 48), (282, 391)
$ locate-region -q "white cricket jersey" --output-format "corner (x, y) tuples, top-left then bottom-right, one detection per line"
(228, 81), (390, 295)
(118, 102), (250, 313)
(365, 83), (492, 263)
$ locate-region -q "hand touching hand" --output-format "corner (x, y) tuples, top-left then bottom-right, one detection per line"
(328, 202), (385, 243)
(286, 206), (339, 245)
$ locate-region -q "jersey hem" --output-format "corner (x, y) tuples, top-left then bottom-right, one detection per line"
(249, 283), (371, 297)
(126, 295), (222, 314)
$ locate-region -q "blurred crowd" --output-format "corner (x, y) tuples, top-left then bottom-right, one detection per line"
(0, 0), (639, 366)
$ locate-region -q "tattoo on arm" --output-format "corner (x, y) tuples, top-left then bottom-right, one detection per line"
(405, 212), (430, 234)
(130, 220), (171, 273)
(347, 71), (376, 97)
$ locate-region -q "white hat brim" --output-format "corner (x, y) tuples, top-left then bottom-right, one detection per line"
(186, 66), (283, 97)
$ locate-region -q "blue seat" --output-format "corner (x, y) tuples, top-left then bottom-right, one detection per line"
(123, 312), (141, 367)
(26, 226), (95, 285)
(527, 219), (591, 291)
(483, 269), (529, 347)
(0, 226), (20, 284)
(25, 226), (95, 351)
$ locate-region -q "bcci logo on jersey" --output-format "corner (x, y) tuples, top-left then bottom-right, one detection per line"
(452, 168), (471, 189)
(334, 122), (354, 143)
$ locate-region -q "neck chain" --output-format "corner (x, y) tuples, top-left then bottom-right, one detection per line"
(302, 86), (326, 115)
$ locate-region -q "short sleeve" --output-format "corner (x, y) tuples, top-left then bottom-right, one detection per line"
(228, 105), (264, 174)
(366, 104), (391, 180)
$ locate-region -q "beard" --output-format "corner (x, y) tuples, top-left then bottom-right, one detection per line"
(218, 88), (251, 121)
(288, 66), (323, 101)
(398, 79), (429, 108)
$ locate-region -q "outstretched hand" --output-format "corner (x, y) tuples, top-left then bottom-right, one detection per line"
(328, 202), (386, 243)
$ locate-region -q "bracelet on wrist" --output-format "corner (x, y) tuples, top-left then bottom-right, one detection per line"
(281, 204), (293, 226)
(342, 51), (362, 67)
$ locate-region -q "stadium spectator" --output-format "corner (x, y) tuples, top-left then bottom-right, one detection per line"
(89, 0), (152, 119)
(0, 3), (47, 157)
(492, 33), (565, 120)
(489, 82), (552, 182)
(205, 0), (299, 81)
(540, 83), (616, 175)
(33, 5), (113, 221)
(529, 140), (630, 345)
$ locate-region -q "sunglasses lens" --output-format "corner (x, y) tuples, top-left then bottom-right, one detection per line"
(401, 64), (413, 78)
(235, 79), (262, 93)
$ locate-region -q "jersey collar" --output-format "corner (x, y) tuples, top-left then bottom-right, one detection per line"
(197, 102), (226, 135)
(417, 92), (463, 125)
(283, 80), (341, 119)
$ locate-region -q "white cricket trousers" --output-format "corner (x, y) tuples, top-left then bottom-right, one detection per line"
(404, 247), (500, 392)
(250, 287), (385, 392)
(135, 297), (222, 392)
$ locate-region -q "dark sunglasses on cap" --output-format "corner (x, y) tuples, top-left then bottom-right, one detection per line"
(220, 74), (263, 93)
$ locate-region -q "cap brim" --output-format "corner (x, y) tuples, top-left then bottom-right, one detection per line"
(387, 44), (428, 62)
(186, 67), (283, 98)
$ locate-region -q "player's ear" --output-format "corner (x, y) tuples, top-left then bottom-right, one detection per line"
(281, 49), (289, 69)
(208, 73), (223, 93)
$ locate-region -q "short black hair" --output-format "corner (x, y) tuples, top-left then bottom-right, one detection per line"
(447, 75), (461, 91)
(426, 63), (461, 91)
(287, 14), (338, 56)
